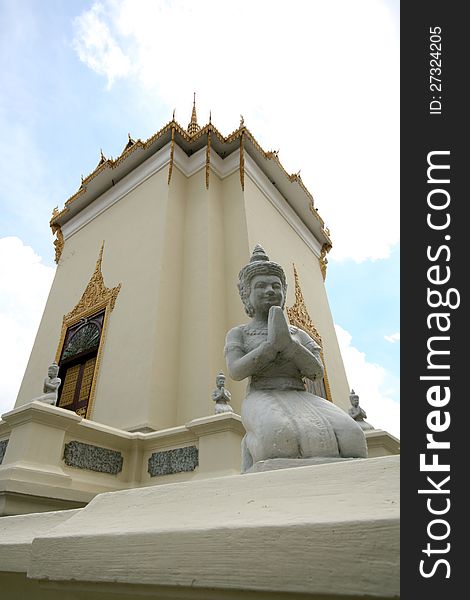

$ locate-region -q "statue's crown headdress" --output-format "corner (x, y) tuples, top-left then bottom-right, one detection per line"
(237, 244), (287, 316)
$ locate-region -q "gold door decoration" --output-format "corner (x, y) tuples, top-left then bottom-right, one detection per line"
(58, 364), (80, 408)
(286, 264), (333, 402)
(55, 242), (121, 419)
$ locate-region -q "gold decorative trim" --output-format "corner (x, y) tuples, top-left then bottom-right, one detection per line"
(51, 224), (64, 264)
(168, 126), (175, 185)
(205, 129), (211, 190)
(287, 264), (322, 344)
(287, 264), (332, 402)
(319, 243), (332, 281)
(50, 208), (64, 263)
(97, 149), (107, 168)
(54, 111), (331, 243)
(63, 242), (121, 323)
(55, 242), (121, 419)
(187, 92), (201, 136)
(239, 132), (245, 191)
(321, 351), (333, 404)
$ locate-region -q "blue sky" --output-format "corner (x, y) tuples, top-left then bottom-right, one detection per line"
(0, 0), (400, 436)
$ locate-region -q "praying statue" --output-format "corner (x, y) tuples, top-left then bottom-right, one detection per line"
(212, 371), (233, 414)
(348, 389), (374, 430)
(33, 362), (61, 405)
(224, 245), (367, 473)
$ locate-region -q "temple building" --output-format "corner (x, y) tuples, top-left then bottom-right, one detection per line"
(0, 100), (399, 599)
(16, 99), (345, 430)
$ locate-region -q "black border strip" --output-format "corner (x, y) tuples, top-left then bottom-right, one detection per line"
(401, 3), (465, 597)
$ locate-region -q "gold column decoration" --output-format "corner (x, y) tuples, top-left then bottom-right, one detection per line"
(286, 264), (332, 402)
(239, 131), (245, 191)
(52, 225), (64, 264)
(319, 243), (332, 281)
(50, 207), (64, 264)
(167, 125), (175, 185)
(55, 242), (122, 419)
(205, 129), (211, 190)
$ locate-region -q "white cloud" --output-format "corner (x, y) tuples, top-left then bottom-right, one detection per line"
(384, 331), (400, 343)
(0, 237), (55, 416)
(73, 2), (131, 89)
(335, 324), (400, 438)
(72, 0), (399, 262)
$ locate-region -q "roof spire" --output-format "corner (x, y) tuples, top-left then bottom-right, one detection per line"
(98, 148), (107, 166)
(187, 92), (201, 135)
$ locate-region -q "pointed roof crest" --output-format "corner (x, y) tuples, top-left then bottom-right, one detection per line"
(187, 92), (201, 135)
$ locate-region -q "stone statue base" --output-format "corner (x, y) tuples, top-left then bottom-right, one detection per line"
(214, 402), (233, 414)
(358, 420), (374, 431)
(32, 393), (57, 406)
(246, 456), (361, 473)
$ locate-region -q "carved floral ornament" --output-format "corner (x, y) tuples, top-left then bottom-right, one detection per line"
(318, 243), (332, 281)
(50, 207), (65, 264)
(62, 242), (121, 326)
(286, 264), (321, 345)
(287, 264), (332, 402)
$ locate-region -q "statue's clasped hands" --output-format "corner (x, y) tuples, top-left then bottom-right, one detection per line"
(266, 306), (297, 357)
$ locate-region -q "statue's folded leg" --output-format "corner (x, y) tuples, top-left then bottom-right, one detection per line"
(318, 400), (368, 458)
(241, 434), (254, 473)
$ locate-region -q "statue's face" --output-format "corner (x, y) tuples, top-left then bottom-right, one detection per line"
(48, 366), (59, 378)
(216, 374), (225, 386)
(249, 274), (284, 315)
(351, 396), (359, 407)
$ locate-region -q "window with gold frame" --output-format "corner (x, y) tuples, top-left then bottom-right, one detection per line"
(57, 312), (104, 417)
(53, 242), (121, 420)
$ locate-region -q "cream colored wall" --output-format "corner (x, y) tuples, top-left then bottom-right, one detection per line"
(146, 167), (186, 430)
(242, 174), (351, 411)
(15, 149), (351, 431)
(176, 168), (228, 423)
(220, 172), (251, 414)
(16, 167), (176, 431)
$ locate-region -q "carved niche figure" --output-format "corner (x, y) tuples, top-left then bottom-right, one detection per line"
(348, 389), (374, 430)
(224, 245), (367, 472)
(212, 371), (233, 414)
(33, 362), (61, 405)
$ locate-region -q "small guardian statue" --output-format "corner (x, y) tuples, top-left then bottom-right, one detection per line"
(212, 371), (233, 414)
(33, 362), (61, 405)
(348, 389), (374, 430)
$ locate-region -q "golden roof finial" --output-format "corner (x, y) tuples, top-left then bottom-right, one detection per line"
(123, 133), (135, 152)
(172, 108), (176, 121)
(187, 92), (201, 135)
(98, 148), (107, 166)
(209, 110), (212, 124)
(240, 114), (244, 127)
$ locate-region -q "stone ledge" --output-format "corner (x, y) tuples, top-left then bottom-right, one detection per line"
(1, 401), (82, 430)
(0, 509), (80, 572)
(365, 430), (400, 456)
(186, 413), (245, 436)
(15, 456), (399, 598)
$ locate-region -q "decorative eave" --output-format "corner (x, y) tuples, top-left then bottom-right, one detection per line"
(49, 115), (333, 252)
(62, 242), (121, 326)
